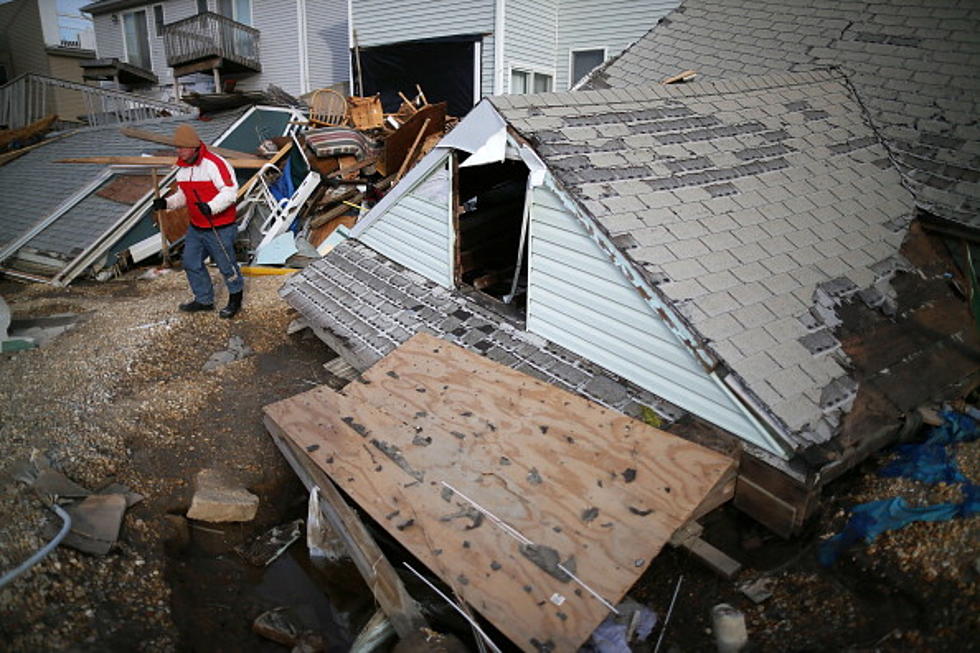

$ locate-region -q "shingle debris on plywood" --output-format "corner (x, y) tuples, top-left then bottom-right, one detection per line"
(264, 332), (735, 652)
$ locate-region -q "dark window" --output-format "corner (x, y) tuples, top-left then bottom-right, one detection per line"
(572, 49), (605, 86)
(197, 0), (208, 13)
(153, 5), (164, 37)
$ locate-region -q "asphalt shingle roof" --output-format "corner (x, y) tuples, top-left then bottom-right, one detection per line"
(0, 112), (240, 257)
(491, 70), (915, 446)
(282, 238), (690, 426)
(584, 0), (980, 232)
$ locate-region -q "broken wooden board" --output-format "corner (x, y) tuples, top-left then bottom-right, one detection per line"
(266, 420), (426, 637)
(95, 174), (156, 205)
(264, 332), (735, 652)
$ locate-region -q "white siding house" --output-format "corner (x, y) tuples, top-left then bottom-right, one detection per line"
(82, 0), (349, 99)
(350, 0), (680, 114)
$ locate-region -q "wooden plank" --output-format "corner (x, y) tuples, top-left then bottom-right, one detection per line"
(264, 415), (426, 638)
(264, 333), (734, 651)
(118, 126), (263, 162)
(668, 521), (741, 578)
(57, 155), (266, 168)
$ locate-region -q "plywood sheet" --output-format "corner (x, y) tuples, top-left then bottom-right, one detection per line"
(264, 333), (734, 651)
(95, 174), (156, 205)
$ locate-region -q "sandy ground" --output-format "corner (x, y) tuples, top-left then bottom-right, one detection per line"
(0, 267), (976, 651)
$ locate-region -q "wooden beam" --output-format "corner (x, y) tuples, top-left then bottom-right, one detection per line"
(669, 521), (741, 578)
(119, 126), (263, 162)
(264, 415), (427, 638)
(57, 155), (266, 168)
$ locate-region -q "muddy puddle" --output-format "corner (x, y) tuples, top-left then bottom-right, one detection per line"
(164, 506), (374, 652)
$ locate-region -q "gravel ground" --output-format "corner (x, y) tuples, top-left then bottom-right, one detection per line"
(0, 270), (333, 651)
(1, 268), (977, 652)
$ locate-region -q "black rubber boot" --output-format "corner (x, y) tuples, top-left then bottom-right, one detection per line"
(179, 300), (213, 312)
(219, 291), (243, 319)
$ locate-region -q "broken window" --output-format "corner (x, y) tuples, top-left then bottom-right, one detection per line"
(454, 156), (529, 309)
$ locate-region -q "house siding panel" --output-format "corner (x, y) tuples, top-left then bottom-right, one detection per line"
(556, 0), (678, 90)
(359, 156), (453, 287)
(351, 0), (492, 47)
(305, 0), (349, 91)
(505, 0), (557, 88)
(237, 0), (300, 94)
(93, 13), (124, 60)
(526, 183), (769, 445)
(150, 0), (197, 91)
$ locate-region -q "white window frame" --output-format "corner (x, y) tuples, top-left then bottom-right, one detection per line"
(120, 8), (151, 71)
(568, 46), (607, 90)
(152, 4), (165, 38)
(507, 62), (555, 95)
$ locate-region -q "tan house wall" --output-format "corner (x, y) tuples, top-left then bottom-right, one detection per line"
(47, 52), (95, 123)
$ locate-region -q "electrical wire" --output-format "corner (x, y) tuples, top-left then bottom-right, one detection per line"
(0, 503), (71, 589)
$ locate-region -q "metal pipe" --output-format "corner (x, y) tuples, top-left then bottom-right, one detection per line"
(0, 503), (71, 589)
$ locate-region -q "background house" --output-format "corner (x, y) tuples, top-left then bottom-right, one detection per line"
(80, 0), (349, 101)
(0, 0), (97, 125)
(349, 0), (681, 117)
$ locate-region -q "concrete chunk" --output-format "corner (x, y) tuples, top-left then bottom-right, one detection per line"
(187, 468), (259, 523)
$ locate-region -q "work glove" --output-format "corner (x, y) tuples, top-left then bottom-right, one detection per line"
(195, 201), (213, 218)
(151, 198), (167, 211)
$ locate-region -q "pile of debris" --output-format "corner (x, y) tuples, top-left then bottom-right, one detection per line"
(96, 91), (451, 271)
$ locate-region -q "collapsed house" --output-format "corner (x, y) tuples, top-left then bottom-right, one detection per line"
(280, 61), (979, 543)
(0, 104), (308, 283)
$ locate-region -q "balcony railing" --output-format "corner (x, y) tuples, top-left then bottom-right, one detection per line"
(163, 11), (260, 74)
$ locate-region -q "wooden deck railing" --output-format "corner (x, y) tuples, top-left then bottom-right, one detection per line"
(0, 73), (192, 130)
(163, 11), (260, 71)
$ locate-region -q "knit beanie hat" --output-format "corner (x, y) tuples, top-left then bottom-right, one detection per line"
(174, 124), (202, 148)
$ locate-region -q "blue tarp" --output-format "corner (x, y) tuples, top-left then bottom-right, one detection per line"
(819, 411), (978, 566)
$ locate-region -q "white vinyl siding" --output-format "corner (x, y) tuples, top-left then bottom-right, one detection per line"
(351, 0), (493, 46)
(93, 13), (124, 59)
(555, 0), (679, 90)
(236, 0), (347, 94)
(358, 155), (454, 288)
(152, 0), (197, 88)
(504, 0), (556, 90)
(236, 0), (298, 93)
(305, 0), (349, 91)
(526, 184), (768, 446)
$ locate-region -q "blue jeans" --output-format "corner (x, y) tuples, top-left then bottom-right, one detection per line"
(183, 223), (243, 304)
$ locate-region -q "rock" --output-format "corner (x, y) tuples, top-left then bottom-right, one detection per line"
(203, 336), (253, 371)
(186, 468), (259, 523)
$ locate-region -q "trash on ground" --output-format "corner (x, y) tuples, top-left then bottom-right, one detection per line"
(711, 603), (748, 653)
(737, 577), (774, 604)
(235, 518), (303, 566)
(306, 487), (346, 564)
(203, 335), (254, 371)
(586, 598), (657, 652)
(186, 468), (259, 523)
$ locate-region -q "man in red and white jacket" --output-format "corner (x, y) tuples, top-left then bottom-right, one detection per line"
(153, 124), (244, 318)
